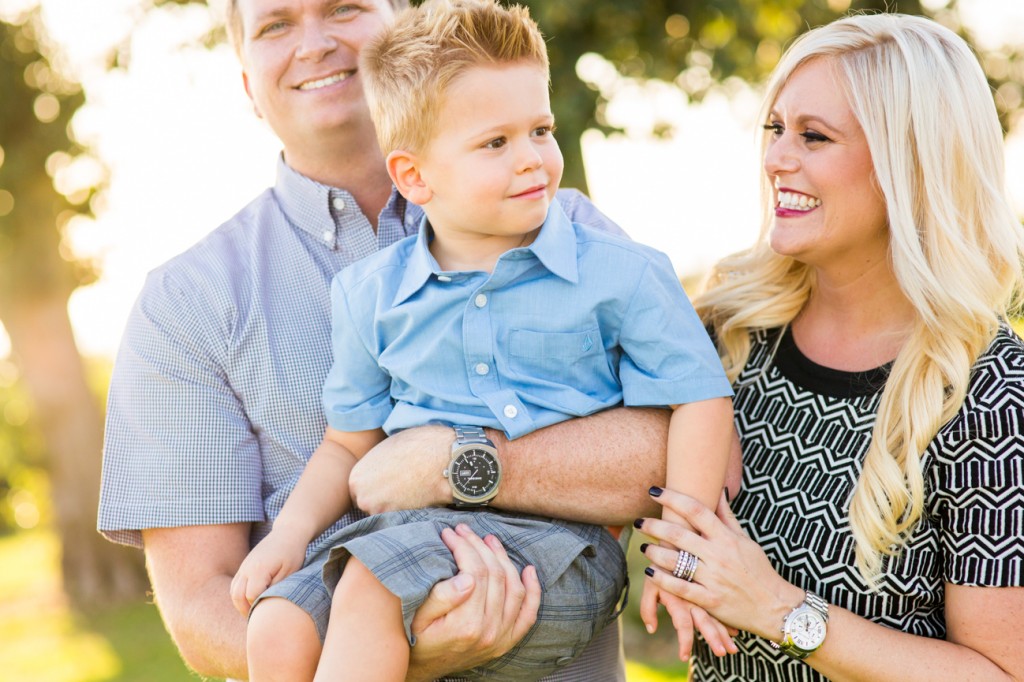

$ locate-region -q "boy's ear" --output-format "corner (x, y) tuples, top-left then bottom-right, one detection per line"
(386, 150), (432, 206)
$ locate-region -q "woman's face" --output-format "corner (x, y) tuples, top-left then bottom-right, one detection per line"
(763, 58), (890, 282)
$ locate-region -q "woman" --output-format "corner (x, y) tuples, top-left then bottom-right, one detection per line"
(635, 13), (1024, 681)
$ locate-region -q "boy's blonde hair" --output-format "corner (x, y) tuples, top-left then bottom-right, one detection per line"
(225, 0), (411, 56)
(696, 13), (1024, 585)
(360, 0), (549, 155)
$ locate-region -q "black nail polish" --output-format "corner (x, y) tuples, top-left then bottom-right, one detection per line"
(639, 543), (649, 554)
(644, 567), (655, 578)
(649, 486), (663, 497)
(723, 486), (731, 503)
(633, 518), (644, 529)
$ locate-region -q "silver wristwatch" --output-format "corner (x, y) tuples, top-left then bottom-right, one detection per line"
(769, 591), (829, 660)
(443, 425), (501, 508)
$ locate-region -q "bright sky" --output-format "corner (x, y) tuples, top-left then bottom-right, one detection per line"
(0, 0), (1022, 360)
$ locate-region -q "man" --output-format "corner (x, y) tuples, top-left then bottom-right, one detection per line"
(98, 1), (669, 679)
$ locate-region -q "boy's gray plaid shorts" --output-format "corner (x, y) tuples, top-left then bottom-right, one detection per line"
(255, 508), (627, 681)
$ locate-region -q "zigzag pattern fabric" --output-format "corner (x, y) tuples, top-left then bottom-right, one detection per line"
(692, 325), (1024, 681)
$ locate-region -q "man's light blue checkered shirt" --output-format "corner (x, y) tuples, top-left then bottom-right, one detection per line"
(99, 156), (630, 681)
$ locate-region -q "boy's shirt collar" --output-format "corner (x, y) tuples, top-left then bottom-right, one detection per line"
(393, 202), (580, 306)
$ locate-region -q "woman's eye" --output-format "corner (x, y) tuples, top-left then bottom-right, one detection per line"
(801, 131), (831, 143)
(762, 123), (784, 136)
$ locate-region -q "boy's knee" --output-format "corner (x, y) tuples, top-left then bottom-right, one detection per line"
(247, 598), (321, 681)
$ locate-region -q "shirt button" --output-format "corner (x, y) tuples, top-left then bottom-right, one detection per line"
(474, 294), (488, 308)
(474, 363), (489, 375)
(321, 230), (333, 242)
(332, 197), (346, 212)
(437, 275), (452, 283)
(503, 405), (518, 418)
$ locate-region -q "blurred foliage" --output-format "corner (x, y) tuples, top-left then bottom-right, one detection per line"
(0, 7), (99, 305)
(139, 0), (1024, 193)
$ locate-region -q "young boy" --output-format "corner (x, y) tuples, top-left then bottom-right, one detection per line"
(230, 1), (735, 680)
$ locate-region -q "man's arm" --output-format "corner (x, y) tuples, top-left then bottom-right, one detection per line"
(144, 523), (541, 681)
(143, 524), (251, 680)
(351, 407), (671, 525)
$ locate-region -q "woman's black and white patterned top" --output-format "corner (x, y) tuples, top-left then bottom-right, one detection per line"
(692, 325), (1024, 682)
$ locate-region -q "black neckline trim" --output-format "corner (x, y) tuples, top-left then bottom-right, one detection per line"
(771, 327), (890, 399)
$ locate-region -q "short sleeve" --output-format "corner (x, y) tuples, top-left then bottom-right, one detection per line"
(99, 270), (264, 547)
(555, 188), (628, 238)
(933, 408), (1024, 587)
(321, 275), (393, 432)
(617, 252), (733, 406)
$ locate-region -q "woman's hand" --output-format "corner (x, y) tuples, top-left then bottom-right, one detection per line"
(634, 488), (804, 642)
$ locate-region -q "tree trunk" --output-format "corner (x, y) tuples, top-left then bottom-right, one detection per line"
(2, 293), (149, 609)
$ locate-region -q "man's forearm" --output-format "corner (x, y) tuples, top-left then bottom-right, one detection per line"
(143, 525), (250, 680)
(488, 407), (669, 525)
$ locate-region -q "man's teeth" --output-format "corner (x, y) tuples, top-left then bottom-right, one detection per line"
(777, 191), (821, 211)
(298, 72), (350, 91)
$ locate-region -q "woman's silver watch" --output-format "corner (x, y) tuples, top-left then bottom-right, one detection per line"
(769, 591), (829, 660)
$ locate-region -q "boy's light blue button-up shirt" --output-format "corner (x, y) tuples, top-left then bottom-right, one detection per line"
(324, 202), (732, 439)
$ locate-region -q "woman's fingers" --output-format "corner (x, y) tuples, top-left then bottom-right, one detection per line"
(716, 488), (747, 536)
(647, 488), (725, 539)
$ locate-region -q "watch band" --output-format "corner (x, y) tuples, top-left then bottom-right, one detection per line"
(453, 424), (490, 446)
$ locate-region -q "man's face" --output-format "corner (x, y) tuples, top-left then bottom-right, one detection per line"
(237, 0), (396, 145)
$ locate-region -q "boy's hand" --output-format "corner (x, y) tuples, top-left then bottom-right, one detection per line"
(640, 549), (738, 661)
(229, 530), (308, 616)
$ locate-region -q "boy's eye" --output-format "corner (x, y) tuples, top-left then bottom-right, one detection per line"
(532, 125), (555, 137)
(484, 137), (507, 149)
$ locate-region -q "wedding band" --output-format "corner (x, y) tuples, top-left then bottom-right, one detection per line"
(672, 550), (699, 582)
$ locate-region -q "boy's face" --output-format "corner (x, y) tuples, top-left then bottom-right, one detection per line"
(411, 62), (563, 247)
(237, 0), (396, 146)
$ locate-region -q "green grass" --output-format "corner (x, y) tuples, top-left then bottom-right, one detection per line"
(0, 530), (195, 682)
(0, 528), (683, 681)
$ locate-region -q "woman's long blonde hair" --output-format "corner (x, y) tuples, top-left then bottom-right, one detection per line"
(696, 13), (1024, 583)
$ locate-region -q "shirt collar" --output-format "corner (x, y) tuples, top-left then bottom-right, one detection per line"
(273, 155), (341, 241)
(392, 201), (579, 306)
(273, 155), (422, 243)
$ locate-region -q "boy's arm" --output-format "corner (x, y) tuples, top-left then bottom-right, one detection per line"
(664, 397), (735, 521)
(350, 406), (671, 525)
(229, 427), (383, 613)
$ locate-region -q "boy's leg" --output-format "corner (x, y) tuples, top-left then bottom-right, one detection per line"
(314, 557), (410, 682)
(248, 597), (322, 682)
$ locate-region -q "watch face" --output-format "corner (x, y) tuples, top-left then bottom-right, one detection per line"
(788, 609), (827, 650)
(449, 448), (500, 499)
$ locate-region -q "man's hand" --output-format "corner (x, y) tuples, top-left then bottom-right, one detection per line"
(406, 524), (541, 682)
(350, 425), (454, 514)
